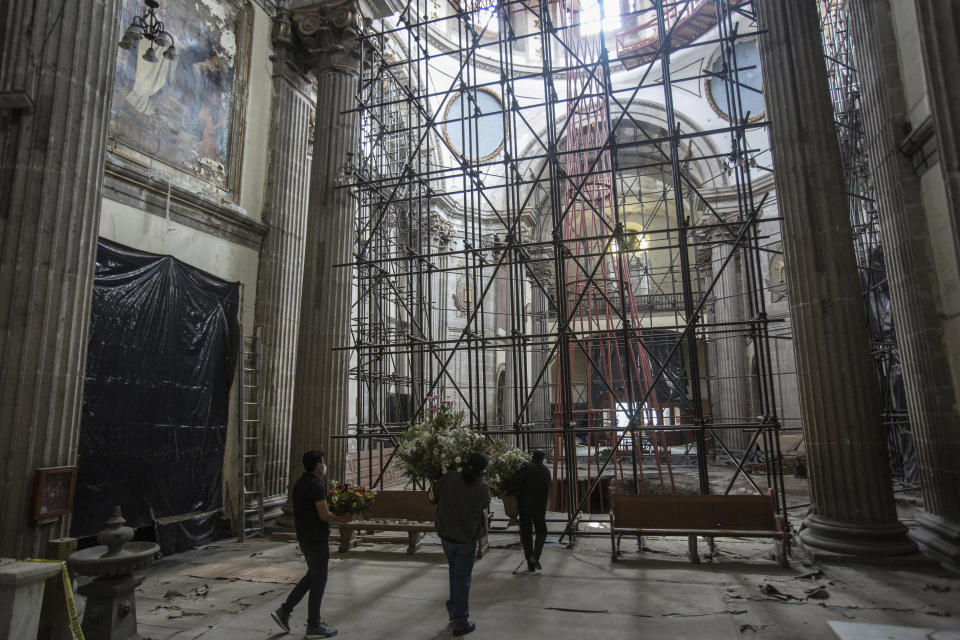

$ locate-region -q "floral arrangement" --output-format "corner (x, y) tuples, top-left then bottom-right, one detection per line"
(485, 440), (531, 496)
(395, 396), (531, 493)
(328, 483), (377, 516)
(396, 398), (486, 482)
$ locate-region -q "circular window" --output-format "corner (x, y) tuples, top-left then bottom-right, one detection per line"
(443, 88), (506, 161)
(706, 39), (765, 122)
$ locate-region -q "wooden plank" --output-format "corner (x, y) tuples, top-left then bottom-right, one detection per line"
(342, 522), (434, 532)
(612, 528), (781, 537)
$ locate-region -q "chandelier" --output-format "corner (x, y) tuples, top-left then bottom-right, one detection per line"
(118, 0), (176, 62)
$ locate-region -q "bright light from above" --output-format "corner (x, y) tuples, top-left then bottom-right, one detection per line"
(474, 6), (498, 33)
(580, 0), (621, 35)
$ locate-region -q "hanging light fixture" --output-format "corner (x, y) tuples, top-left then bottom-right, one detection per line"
(118, 0), (176, 62)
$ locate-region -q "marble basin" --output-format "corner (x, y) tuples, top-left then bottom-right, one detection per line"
(67, 541), (159, 578)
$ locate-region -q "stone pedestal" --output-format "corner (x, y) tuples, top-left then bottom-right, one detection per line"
(77, 574), (145, 640)
(913, 513), (960, 573)
(755, 0), (915, 559)
(0, 558), (62, 640)
(38, 569), (74, 640)
(0, 0), (120, 559)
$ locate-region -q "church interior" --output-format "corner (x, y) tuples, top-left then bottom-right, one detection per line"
(2, 0), (960, 638)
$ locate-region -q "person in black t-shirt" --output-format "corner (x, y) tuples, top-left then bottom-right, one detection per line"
(517, 449), (551, 572)
(271, 450), (352, 639)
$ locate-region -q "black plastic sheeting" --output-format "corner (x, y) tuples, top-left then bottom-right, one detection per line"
(72, 240), (239, 553)
(859, 246), (917, 483)
(589, 329), (688, 407)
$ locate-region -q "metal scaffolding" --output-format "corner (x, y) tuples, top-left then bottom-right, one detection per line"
(819, 1), (917, 484)
(342, 0), (786, 541)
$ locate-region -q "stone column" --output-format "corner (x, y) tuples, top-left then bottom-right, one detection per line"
(872, 0), (960, 569)
(527, 258), (554, 451)
(708, 233), (751, 452)
(0, 0), (120, 558)
(254, 19), (315, 523)
(914, 1), (960, 264)
(755, 0), (915, 559)
(281, 0), (363, 510)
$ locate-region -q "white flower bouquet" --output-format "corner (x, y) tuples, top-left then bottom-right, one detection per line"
(396, 398), (486, 482)
(395, 397), (531, 490)
(485, 440), (531, 496)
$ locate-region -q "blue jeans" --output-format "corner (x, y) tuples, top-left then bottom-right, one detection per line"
(441, 538), (477, 626)
(282, 541), (329, 628)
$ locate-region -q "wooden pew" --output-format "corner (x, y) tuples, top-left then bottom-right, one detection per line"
(609, 489), (789, 567)
(338, 490), (436, 554)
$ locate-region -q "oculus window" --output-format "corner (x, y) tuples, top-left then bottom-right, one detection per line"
(706, 38), (765, 122)
(443, 89), (506, 161)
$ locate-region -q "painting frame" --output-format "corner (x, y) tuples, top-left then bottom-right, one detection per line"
(32, 466), (78, 521)
(107, 0), (253, 201)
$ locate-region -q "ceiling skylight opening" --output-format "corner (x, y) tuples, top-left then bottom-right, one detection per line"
(474, 5), (499, 34)
(580, 0), (621, 36)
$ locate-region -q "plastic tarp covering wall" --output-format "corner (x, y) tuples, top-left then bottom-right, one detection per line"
(860, 246), (917, 484)
(589, 330), (688, 408)
(72, 240), (240, 553)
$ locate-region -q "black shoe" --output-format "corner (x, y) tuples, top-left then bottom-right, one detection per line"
(271, 607), (291, 633)
(305, 622), (338, 638)
(453, 621), (476, 636)
(534, 558), (543, 570)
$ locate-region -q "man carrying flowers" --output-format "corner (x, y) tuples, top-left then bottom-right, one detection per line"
(272, 450), (353, 638)
(431, 451), (490, 636)
(517, 449), (551, 572)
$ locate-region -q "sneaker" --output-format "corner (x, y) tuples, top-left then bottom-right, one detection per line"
(452, 621), (476, 636)
(271, 607), (291, 633)
(305, 622), (338, 638)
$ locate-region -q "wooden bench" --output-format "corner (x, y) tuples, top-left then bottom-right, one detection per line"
(609, 489), (789, 567)
(338, 490), (436, 554)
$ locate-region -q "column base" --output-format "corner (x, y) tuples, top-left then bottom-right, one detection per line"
(261, 494), (287, 528)
(268, 499), (296, 534)
(77, 574), (145, 640)
(911, 512), (960, 574)
(798, 514), (917, 563)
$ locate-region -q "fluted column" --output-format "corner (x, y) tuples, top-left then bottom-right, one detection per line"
(253, 24), (316, 524)
(755, 0), (915, 559)
(709, 236), (751, 451)
(895, 0), (960, 569)
(527, 258), (554, 451)
(0, 0), (120, 558)
(914, 0), (960, 265)
(281, 1), (363, 512)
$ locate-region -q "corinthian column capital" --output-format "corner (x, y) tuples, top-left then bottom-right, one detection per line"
(274, 1), (364, 75)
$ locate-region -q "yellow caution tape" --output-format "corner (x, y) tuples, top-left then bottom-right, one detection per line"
(23, 558), (85, 640)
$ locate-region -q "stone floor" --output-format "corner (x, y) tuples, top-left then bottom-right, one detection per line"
(97, 514), (960, 640)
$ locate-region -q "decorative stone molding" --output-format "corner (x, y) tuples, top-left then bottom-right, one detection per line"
(275, 1), (364, 75)
(427, 216), (454, 248)
(103, 155), (268, 250)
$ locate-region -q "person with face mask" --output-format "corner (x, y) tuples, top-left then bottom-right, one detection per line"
(272, 450), (352, 638)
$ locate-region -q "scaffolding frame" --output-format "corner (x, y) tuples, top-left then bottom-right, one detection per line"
(341, 0), (787, 542)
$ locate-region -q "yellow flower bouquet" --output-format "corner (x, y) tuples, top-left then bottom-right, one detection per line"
(328, 483), (377, 516)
